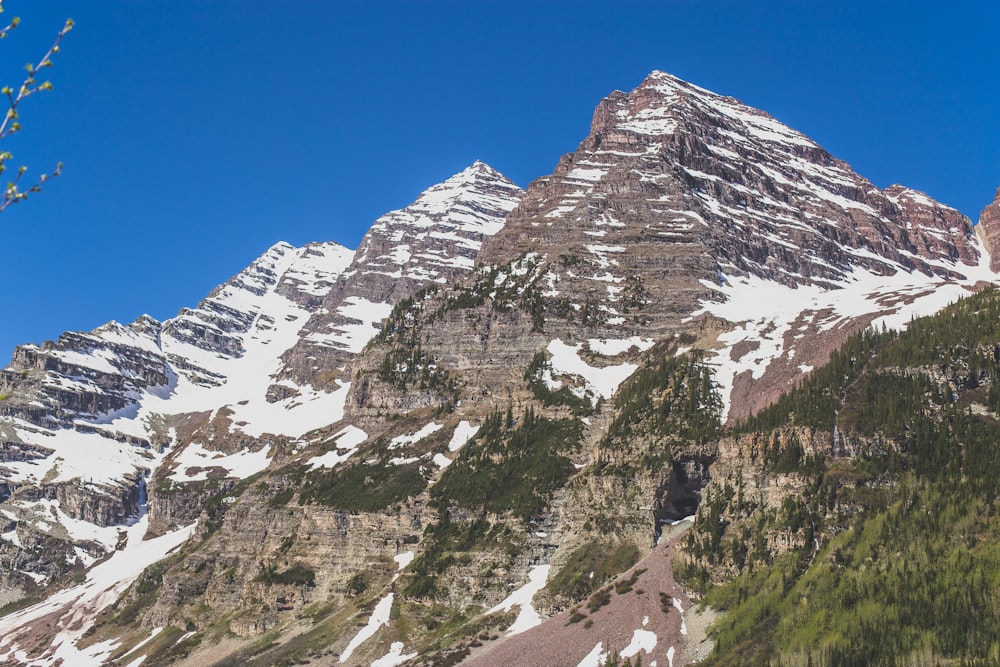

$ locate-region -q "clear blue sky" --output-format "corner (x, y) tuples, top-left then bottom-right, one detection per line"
(1, 1), (998, 358)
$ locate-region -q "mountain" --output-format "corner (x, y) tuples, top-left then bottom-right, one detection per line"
(0, 162), (521, 651)
(0, 71), (997, 667)
(279, 160), (525, 388)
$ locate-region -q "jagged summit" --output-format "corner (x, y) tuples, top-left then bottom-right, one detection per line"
(483, 70), (983, 292)
(277, 162), (524, 383)
(364, 160), (522, 242)
(595, 69), (819, 150)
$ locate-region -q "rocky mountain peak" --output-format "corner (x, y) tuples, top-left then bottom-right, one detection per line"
(334, 159), (523, 295)
(483, 70), (983, 294)
(277, 162), (524, 384)
(976, 184), (1000, 271)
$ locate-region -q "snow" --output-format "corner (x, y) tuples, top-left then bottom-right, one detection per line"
(127, 626), (164, 656)
(309, 426), (368, 470)
(371, 642), (418, 667)
(666, 646), (675, 667)
(4, 422), (160, 488)
(621, 628), (658, 658)
(16, 498), (132, 552)
(589, 336), (655, 356)
(672, 597), (688, 635)
(168, 442), (271, 482)
(2, 528), (22, 548)
(488, 564), (550, 636)
(577, 642), (607, 667)
(0, 516), (195, 667)
(448, 420), (479, 451)
(393, 551), (415, 571)
(547, 339), (638, 402)
(340, 593), (394, 663)
(306, 297), (394, 354)
(388, 456), (419, 466)
(19, 570), (47, 584)
(616, 106), (679, 136)
(432, 453), (452, 469)
(695, 251), (994, 420)
(389, 422), (443, 449)
(566, 167), (608, 182)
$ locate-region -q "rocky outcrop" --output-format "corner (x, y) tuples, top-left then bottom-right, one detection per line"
(0, 319), (170, 428)
(977, 186), (1000, 271)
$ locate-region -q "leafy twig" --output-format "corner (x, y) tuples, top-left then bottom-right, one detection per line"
(0, 0), (72, 212)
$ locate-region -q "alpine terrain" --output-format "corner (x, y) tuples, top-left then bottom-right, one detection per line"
(1, 71), (999, 667)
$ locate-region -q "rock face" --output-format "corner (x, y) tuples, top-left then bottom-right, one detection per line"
(977, 186), (1000, 270)
(278, 161), (524, 388)
(0, 72), (996, 667)
(481, 71), (982, 320)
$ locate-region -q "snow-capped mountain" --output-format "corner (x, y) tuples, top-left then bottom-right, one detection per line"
(478, 70), (993, 420)
(279, 160), (524, 386)
(0, 162), (522, 602)
(1, 72), (998, 667)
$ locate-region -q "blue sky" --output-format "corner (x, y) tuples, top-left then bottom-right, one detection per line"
(1, 1), (998, 357)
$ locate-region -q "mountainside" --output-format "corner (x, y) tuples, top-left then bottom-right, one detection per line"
(0, 71), (998, 667)
(682, 287), (1000, 666)
(0, 162), (521, 654)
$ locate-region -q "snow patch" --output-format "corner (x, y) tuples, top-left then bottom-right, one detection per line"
(621, 628), (658, 658)
(371, 642), (418, 667)
(309, 425), (368, 470)
(547, 339), (638, 402)
(389, 422), (443, 450)
(447, 421), (479, 452)
(488, 564), (550, 636)
(577, 642), (607, 667)
(340, 593), (394, 663)
(168, 442), (271, 482)
(588, 336), (655, 356)
(0, 517), (195, 666)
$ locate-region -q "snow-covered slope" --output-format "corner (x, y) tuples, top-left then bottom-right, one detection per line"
(0, 242), (354, 577)
(279, 160), (524, 384)
(0, 162), (523, 646)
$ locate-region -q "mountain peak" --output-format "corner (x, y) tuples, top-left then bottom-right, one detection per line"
(485, 71), (983, 292)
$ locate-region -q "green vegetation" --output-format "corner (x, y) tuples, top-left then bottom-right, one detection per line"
(107, 557), (174, 627)
(255, 563), (316, 587)
(545, 541), (641, 602)
(432, 407), (582, 520)
(267, 486), (295, 508)
(595, 351), (721, 476)
(403, 515), (516, 598)
(402, 407), (582, 599)
(0, 595), (41, 618)
(377, 342), (455, 393)
(298, 456), (425, 511)
(692, 287), (1000, 666)
(602, 649), (646, 667)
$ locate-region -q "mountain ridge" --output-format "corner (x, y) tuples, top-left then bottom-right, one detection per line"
(0, 71), (998, 666)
